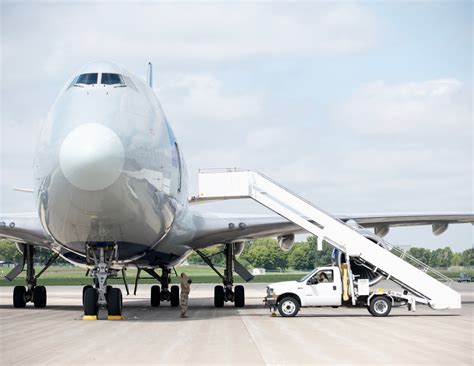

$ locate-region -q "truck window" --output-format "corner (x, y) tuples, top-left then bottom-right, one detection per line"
(309, 270), (334, 284)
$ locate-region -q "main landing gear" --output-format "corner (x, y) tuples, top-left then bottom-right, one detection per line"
(82, 243), (123, 320)
(7, 243), (59, 309)
(196, 243), (253, 308)
(133, 267), (180, 307)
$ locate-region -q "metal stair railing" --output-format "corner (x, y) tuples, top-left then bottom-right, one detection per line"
(251, 169), (454, 285)
(197, 168), (461, 309)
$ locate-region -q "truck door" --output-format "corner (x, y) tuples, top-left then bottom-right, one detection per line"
(306, 269), (341, 306)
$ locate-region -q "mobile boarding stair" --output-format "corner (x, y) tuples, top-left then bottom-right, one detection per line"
(197, 168), (461, 310)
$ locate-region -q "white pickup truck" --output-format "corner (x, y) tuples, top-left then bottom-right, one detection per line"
(264, 265), (426, 317)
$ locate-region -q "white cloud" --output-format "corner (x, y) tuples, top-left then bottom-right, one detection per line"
(1, 3), (472, 250)
(1, 2), (380, 85)
(157, 73), (262, 128)
(334, 79), (471, 137)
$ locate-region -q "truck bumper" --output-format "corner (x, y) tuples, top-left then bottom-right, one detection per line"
(263, 296), (277, 309)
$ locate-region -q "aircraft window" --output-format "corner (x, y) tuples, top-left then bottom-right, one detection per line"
(76, 73), (98, 85)
(101, 73), (124, 85)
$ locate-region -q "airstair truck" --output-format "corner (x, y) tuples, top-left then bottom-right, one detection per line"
(197, 169), (461, 317)
(263, 264), (430, 317)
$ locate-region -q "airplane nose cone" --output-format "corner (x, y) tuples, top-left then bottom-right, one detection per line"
(60, 123), (125, 191)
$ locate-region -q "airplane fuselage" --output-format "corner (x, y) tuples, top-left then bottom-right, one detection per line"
(34, 62), (191, 266)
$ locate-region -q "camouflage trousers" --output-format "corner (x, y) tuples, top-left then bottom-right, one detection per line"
(180, 292), (189, 316)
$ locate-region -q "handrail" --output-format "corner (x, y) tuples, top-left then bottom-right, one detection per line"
(352, 222), (453, 284)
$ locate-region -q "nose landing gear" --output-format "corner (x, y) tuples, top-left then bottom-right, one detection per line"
(83, 243), (123, 320)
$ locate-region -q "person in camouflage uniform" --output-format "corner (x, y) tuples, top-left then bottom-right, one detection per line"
(180, 272), (191, 318)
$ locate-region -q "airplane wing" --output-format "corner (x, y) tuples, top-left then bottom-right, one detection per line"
(0, 213), (52, 246)
(190, 210), (474, 248)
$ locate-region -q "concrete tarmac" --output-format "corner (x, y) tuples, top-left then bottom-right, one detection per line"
(1, 283), (473, 365)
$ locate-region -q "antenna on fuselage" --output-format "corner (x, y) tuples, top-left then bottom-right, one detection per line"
(147, 62), (153, 88)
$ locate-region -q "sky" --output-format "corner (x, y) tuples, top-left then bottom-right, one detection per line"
(0, 1), (472, 251)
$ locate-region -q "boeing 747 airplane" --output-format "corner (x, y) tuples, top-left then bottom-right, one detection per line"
(1, 61), (472, 318)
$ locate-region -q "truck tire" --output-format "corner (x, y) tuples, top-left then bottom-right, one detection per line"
(369, 296), (392, 317)
(278, 296), (300, 317)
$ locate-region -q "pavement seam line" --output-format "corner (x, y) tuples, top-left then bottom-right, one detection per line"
(238, 309), (267, 365)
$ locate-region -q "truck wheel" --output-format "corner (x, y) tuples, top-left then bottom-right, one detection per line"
(369, 296), (392, 317)
(278, 297), (300, 317)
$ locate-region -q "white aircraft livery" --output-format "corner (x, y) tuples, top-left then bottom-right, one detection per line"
(1, 61), (472, 318)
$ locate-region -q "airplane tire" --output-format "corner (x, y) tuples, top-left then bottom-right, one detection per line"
(278, 296), (300, 317)
(170, 285), (180, 307)
(13, 286), (27, 308)
(84, 287), (99, 316)
(214, 285), (224, 308)
(107, 288), (123, 316)
(33, 286), (47, 308)
(82, 285), (93, 305)
(234, 285), (245, 308)
(369, 296), (392, 317)
(151, 285), (161, 307)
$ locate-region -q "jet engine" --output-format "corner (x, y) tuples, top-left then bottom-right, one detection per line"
(335, 232), (386, 286)
(278, 234), (295, 252)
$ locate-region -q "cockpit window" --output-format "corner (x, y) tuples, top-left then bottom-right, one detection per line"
(76, 73), (98, 85)
(101, 73), (123, 85)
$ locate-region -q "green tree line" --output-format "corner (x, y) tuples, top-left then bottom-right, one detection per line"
(188, 237), (473, 271)
(0, 239), (69, 265)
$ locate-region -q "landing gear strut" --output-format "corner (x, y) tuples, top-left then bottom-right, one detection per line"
(83, 243), (122, 319)
(196, 243), (252, 308)
(134, 267), (179, 307)
(8, 244), (59, 309)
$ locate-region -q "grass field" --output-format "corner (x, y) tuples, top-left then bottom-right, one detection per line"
(0, 265), (307, 286)
(1, 264), (472, 287)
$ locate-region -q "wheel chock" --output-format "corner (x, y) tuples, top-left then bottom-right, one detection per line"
(271, 312), (277, 317)
(83, 315), (98, 320)
(107, 315), (124, 320)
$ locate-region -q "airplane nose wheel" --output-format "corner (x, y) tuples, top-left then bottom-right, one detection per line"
(84, 244), (122, 319)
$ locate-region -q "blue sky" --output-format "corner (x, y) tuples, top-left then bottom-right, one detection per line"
(1, 1), (472, 251)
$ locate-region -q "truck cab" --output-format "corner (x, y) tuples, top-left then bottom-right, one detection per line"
(265, 266), (342, 316)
